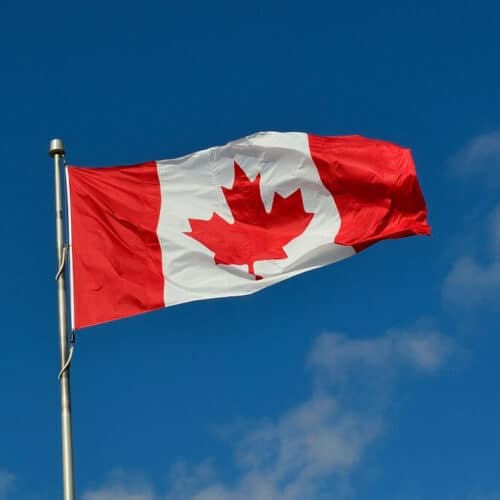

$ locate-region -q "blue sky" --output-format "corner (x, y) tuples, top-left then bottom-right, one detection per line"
(0, 1), (499, 499)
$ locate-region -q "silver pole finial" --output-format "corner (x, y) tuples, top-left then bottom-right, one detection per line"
(49, 138), (65, 158)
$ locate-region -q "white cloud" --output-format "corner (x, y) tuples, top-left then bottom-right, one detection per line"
(443, 205), (500, 310)
(83, 327), (453, 500)
(309, 327), (453, 381)
(444, 134), (500, 312)
(83, 470), (154, 500)
(0, 469), (15, 500)
(443, 256), (500, 309)
(84, 488), (153, 500)
(449, 130), (500, 181)
(393, 328), (454, 371)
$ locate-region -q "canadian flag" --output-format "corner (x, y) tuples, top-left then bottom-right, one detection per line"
(66, 132), (430, 329)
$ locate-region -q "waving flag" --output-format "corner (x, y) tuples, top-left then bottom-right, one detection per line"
(66, 132), (430, 329)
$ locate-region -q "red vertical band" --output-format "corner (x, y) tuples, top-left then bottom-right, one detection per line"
(308, 134), (430, 251)
(67, 163), (164, 329)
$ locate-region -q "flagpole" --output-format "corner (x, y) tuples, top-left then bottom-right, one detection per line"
(50, 138), (76, 500)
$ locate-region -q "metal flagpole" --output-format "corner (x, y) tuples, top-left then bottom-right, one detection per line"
(49, 138), (76, 500)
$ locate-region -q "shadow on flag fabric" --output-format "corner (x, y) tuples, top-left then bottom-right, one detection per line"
(66, 132), (430, 329)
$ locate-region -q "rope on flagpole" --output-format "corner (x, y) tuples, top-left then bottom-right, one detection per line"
(55, 242), (76, 380)
(58, 344), (75, 380)
(55, 245), (68, 282)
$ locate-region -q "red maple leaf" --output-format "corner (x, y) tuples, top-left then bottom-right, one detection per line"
(185, 162), (314, 279)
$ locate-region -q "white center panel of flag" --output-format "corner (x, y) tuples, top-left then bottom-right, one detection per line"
(156, 131), (355, 307)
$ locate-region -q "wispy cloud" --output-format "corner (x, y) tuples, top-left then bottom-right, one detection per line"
(83, 327), (454, 500)
(0, 469), (15, 500)
(84, 488), (153, 500)
(443, 257), (500, 309)
(449, 130), (500, 182)
(309, 327), (453, 379)
(443, 204), (500, 310)
(83, 470), (154, 500)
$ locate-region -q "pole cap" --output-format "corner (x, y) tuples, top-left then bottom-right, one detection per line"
(49, 138), (65, 157)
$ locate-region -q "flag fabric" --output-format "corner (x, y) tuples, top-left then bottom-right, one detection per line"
(66, 132), (430, 329)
